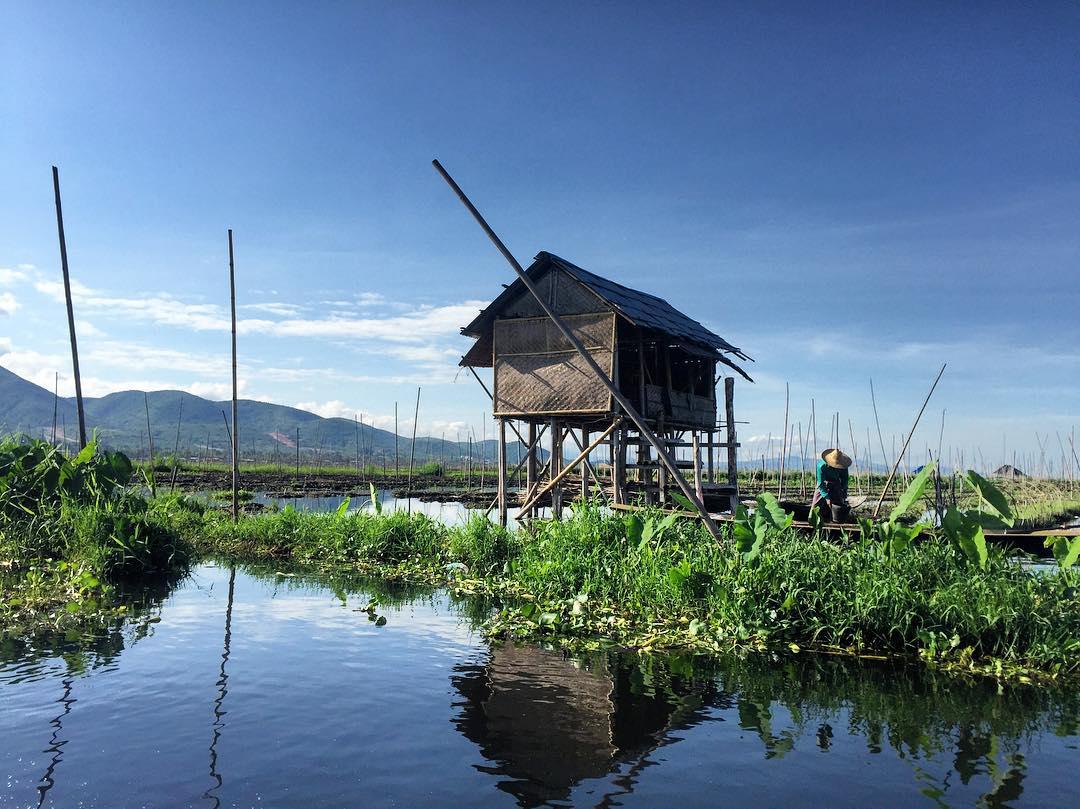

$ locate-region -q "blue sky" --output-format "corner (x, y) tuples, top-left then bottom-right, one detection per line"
(2, 1), (1078, 471)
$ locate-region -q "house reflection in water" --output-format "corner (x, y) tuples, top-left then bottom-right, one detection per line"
(450, 644), (722, 807)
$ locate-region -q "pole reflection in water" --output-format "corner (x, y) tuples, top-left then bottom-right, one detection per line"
(35, 674), (75, 807)
(203, 566), (236, 808)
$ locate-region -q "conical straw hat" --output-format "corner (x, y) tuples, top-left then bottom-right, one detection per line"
(821, 448), (852, 469)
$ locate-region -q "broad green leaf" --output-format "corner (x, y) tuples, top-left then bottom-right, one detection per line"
(671, 491), (696, 512)
(964, 470), (1014, 527)
(368, 482), (382, 514)
(1048, 536), (1080, 569)
(755, 492), (794, 531)
(624, 514), (644, 547)
(889, 461), (936, 522)
(73, 440), (97, 467)
(335, 497), (351, 518)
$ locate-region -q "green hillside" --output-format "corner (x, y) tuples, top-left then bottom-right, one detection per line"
(0, 364), (523, 466)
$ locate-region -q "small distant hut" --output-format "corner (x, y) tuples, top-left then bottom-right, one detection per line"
(460, 251), (751, 522)
(993, 464), (1026, 478)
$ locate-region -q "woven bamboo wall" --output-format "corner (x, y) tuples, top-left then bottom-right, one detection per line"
(493, 313), (615, 416)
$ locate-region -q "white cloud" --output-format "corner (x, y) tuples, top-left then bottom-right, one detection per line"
(76, 320), (103, 337)
(0, 337), (11, 352)
(0, 268), (28, 286)
(240, 302), (305, 317)
(0, 292), (18, 315)
(294, 400), (357, 419)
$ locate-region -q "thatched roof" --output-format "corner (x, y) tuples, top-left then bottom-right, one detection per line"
(461, 252), (751, 378)
(993, 464), (1026, 478)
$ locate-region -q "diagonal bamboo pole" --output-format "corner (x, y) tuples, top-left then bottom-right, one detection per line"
(516, 420), (620, 518)
(872, 364), (947, 518)
(433, 159), (724, 542)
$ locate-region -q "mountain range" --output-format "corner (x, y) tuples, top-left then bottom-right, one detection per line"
(0, 364), (514, 466)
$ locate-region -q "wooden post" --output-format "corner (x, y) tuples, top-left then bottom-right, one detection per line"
(580, 428), (590, 502)
(51, 166), (87, 450)
(394, 402), (399, 477)
(433, 159), (724, 542)
(692, 431), (703, 502)
(706, 428), (714, 484)
(617, 425), (626, 501)
(550, 419), (562, 518)
(228, 229), (239, 523)
(526, 422), (537, 517)
(295, 427), (300, 479)
(497, 417), (507, 526)
(725, 377), (738, 513)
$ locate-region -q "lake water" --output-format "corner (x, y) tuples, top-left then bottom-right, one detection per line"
(2, 563), (1077, 808)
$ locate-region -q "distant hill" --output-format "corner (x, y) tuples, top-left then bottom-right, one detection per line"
(0, 364), (523, 466)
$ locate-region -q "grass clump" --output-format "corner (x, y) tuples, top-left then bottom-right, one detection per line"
(0, 437), (195, 636)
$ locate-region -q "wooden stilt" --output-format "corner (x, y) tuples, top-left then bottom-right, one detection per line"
(497, 417), (507, 527)
(580, 428), (590, 502)
(526, 422), (537, 517)
(725, 377), (739, 513)
(550, 419), (563, 518)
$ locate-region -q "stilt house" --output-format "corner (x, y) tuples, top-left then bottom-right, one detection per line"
(460, 251), (751, 520)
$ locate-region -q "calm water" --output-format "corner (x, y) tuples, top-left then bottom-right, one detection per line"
(2, 564), (1077, 808)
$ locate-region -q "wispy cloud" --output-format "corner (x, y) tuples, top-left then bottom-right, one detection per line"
(0, 268), (28, 286)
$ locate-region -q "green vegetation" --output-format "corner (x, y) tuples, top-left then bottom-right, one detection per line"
(0, 437), (194, 637)
(186, 474), (1079, 682)
(3, 438), (1077, 682)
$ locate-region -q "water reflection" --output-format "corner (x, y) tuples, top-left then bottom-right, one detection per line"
(452, 646), (1079, 808)
(203, 566), (236, 808)
(3, 565), (1077, 808)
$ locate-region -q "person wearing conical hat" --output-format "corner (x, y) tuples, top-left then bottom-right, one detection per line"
(813, 448), (852, 523)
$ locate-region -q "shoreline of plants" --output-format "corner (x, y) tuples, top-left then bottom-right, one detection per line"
(3, 438), (1077, 683)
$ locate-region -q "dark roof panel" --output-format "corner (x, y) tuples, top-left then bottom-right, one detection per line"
(541, 252), (750, 361)
(460, 252), (752, 374)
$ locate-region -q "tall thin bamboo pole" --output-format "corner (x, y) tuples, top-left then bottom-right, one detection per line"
(51, 373), (58, 445)
(170, 396), (184, 492)
(51, 166), (87, 450)
(873, 364), (947, 518)
(228, 230), (239, 523)
(144, 393), (156, 497)
(406, 387), (420, 505)
(778, 382), (789, 500)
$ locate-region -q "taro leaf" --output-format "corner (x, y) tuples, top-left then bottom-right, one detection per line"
(756, 492), (794, 531)
(368, 482), (382, 515)
(672, 491), (696, 512)
(733, 519), (756, 555)
(889, 461), (936, 523)
(857, 517), (880, 543)
(335, 497), (351, 519)
(656, 512), (680, 539)
(1048, 536), (1080, 569)
(73, 440), (97, 467)
(888, 523), (922, 558)
(964, 470), (1014, 527)
(538, 611), (560, 627)
(625, 514), (645, 547)
(641, 516), (657, 545)
(808, 506), (823, 531)
(667, 559), (692, 589)
(953, 518), (988, 570)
